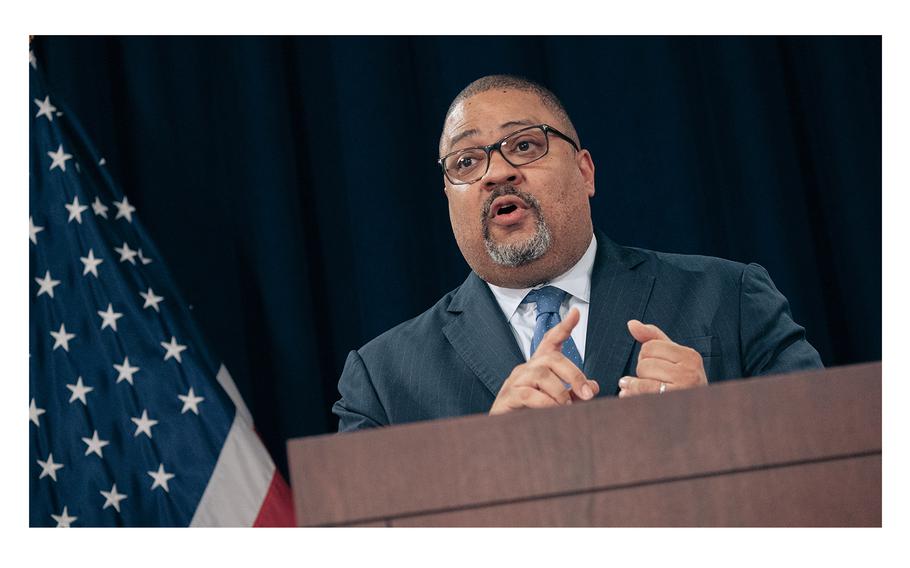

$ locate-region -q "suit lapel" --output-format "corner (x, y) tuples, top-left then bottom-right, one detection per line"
(584, 233), (655, 396)
(442, 233), (655, 400)
(443, 273), (525, 398)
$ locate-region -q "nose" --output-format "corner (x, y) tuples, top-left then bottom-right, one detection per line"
(482, 148), (523, 190)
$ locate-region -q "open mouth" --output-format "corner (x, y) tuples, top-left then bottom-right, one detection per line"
(489, 195), (529, 218)
(487, 195), (532, 227)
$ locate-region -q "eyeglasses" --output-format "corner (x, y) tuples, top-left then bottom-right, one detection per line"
(438, 124), (579, 185)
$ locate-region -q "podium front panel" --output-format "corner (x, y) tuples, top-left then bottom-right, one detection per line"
(288, 362), (881, 527)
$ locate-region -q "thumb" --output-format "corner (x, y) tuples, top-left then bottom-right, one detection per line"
(627, 319), (672, 344)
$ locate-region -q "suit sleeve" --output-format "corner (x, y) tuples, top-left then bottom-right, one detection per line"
(739, 263), (824, 376)
(332, 350), (390, 432)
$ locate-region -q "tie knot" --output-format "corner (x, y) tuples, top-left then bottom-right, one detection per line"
(521, 286), (567, 314)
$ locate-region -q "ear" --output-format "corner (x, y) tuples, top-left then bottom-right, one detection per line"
(576, 149), (596, 197)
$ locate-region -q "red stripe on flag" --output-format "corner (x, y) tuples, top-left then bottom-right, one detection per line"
(253, 470), (296, 527)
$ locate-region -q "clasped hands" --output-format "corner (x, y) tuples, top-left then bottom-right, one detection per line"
(489, 308), (708, 415)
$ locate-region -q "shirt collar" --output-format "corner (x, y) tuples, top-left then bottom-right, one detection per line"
(486, 233), (597, 322)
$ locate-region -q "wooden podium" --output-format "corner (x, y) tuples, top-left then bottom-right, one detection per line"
(287, 362), (881, 526)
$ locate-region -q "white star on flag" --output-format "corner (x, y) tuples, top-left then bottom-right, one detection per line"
(82, 430), (110, 458)
(100, 484), (127, 513)
(34, 95), (57, 122)
(29, 53), (295, 527)
(37, 453), (64, 482)
(147, 464), (176, 493)
(51, 507), (77, 528)
(29, 49), (37, 69)
(113, 356), (140, 385)
(140, 287), (164, 311)
(66, 376), (94, 405)
(113, 196), (136, 222)
(65, 195), (89, 224)
(80, 249), (104, 277)
(131, 409), (158, 438)
(34, 270), (61, 298)
(47, 144), (73, 172)
(91, 197), (109, 218)
(114, 242), (138, 264)
(97, 303), (124, 331)
(161, 336), (187, 363)
(178, 387), (205, 415)
(50, 323), (76, 352)
(29, 216), (44, 245)
(29, 398), (46, 427)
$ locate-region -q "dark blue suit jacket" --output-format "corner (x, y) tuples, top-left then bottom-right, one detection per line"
(333, 232), (823, 431)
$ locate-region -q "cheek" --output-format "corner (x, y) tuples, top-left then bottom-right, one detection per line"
(541, 180), (589, 223)
(447, 196), (479, 237)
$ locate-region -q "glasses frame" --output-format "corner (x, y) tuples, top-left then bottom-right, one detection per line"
(437, 124), (579, 186)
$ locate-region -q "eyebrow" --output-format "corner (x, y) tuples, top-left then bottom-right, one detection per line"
(446, 119), (537, 152)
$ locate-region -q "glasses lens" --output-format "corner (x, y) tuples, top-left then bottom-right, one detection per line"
(445, 148), (487, 184)
(442, 127), (551, 184)
(501, 128), (548, 165)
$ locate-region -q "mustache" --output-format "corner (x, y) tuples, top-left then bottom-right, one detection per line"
(480, 186), (540, 220)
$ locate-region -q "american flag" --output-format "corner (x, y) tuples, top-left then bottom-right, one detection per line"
(28, 47), (294, 527)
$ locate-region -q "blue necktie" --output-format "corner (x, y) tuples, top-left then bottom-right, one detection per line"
(521, 286), (584, 370)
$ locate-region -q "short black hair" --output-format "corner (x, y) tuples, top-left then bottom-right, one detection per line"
(440, 74), (580, 154)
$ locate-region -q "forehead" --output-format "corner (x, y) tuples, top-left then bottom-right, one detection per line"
(441, 89), (558, 152)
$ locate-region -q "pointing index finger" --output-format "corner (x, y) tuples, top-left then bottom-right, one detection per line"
(535, 307), (581, 355)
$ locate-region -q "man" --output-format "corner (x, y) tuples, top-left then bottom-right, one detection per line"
(333, 75), (823, 432)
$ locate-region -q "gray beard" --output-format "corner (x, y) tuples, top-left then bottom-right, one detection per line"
(481, 187), (552, 267)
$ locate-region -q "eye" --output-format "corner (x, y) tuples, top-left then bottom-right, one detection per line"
(456, 156), (475, 170)
(513, 136), (542, 152)
(450, 149), (485, 173)
(503, 132), (546, 159)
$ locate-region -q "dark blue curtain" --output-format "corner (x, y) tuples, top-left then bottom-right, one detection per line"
(35, 36), (881, 476)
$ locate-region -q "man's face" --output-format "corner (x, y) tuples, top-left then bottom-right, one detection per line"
(440, 89), (596, 288)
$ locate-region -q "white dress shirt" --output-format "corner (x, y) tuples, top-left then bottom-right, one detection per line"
(486, 233), (597, 362)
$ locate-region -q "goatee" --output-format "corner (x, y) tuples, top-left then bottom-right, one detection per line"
(481, 186), (552, 267)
